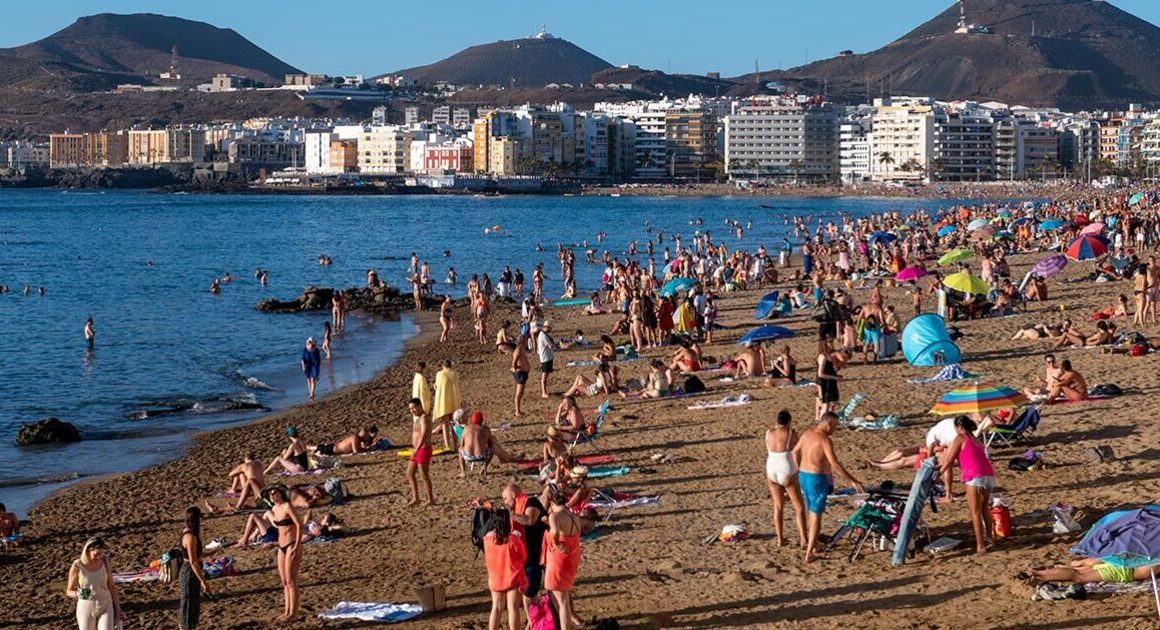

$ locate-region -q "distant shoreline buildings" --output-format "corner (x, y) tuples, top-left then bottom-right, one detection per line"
(6, 87), (1160, 187)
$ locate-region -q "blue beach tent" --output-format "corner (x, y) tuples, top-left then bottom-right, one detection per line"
(902, 314), (961, 367)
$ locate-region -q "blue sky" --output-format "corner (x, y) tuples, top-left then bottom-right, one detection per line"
(2, 0), (1160, 77)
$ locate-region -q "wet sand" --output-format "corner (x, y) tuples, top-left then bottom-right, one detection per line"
(4, 254), (1160, 629)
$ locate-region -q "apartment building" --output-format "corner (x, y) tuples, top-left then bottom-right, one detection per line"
(871, 98), (936, 182)
(933, 110), (996, 181)
(994, 119), (1059, 179)
(665, 109), (717, 179)
(127, 129), (206, 165)
(838, 117), (874, 183)
(358, 127), (412, 174)
(723, 99), (839, 181)
(49, 132), (128, 168)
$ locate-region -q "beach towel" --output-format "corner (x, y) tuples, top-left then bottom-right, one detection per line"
(849, 415), (900, 431)
(113, 567), (160, 584)
(587, 495), (660, 510)
(432, 367), (461, 419)
(687, 394), (753, 411)
(835, 393), (865, 422)
(907, 364), (980, 384)
(586, 465), (630, 479)
(316, 602), (423, 623)
(395, 447), (452, 458)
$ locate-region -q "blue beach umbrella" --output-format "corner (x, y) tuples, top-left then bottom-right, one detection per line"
(937, 225), (956, 238)
(868, 231), (897, 246)
(1129, 192), (1146, 206)
(754, 291), (780, 320)
(1010, 217), (1035, 229)
(738, 325), (795, 345)
(967, 218), (990, 231)
(660, 277), (695, 297)
(1039, 219), (1064, 231)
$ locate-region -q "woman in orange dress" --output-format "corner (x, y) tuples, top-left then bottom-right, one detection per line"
(483, 508), (527, 630)
(544, 489), (583, 630)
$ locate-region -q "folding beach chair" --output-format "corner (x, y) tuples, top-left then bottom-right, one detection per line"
(824, 488), (934, 562)
(569, 399), (610, 454)
(836, 393), (865, 424)
(983, 406), (1040, 453)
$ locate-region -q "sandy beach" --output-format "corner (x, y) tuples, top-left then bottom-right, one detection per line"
(5, 248), (1160, 629)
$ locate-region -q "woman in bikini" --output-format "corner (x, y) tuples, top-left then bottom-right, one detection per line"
(554, 396), (587, 440)
(265, 426), (309, 475)
(266, 487), (303, 623)
(638, 360), (672, 399)
(545, 488), (584, 630)
(765, 410), (806, 548)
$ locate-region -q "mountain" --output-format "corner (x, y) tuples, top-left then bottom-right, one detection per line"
(590, 66), (739, 98)
(1, 13), (301, 85)
(388, 35), (613, 87)
(742, 0), (1160, 108)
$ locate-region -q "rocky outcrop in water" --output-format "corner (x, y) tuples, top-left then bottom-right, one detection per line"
(256, 285), (459, 317)
(16, 418), (82, 446)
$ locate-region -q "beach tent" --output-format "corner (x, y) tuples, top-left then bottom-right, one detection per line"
(902, 314), (961, 367)
(1071, 505), (1160, 558)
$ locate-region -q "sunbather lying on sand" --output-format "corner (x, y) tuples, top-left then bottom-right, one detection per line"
(1026, 557), (1153, 585)
(313, 426), (378, 456)
(1010, 323), (1064, 341)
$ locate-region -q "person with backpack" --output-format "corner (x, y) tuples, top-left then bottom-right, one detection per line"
(483, 507), (527, 630)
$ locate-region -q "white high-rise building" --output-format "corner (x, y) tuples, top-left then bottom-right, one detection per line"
(839, 118), (874, 184)
(304, 131), (336, 174)
(723, 98), (840, 181)
(871, 98), (936, 182)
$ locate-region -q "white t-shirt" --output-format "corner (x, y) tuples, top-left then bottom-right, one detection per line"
(536, 331), (554, 363)
(925, 417), (958, 448)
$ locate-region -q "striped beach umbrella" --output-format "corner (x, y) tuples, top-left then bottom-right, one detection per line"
(1066, 235), (1109, 262)
(930, 383), (1028, 416)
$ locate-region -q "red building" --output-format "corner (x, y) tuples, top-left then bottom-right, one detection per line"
(424, 144), (473, 173)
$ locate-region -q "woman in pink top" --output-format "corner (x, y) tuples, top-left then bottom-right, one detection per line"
(938, 416), (995, 554)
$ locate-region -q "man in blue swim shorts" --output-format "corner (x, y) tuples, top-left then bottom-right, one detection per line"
(792, 412), (864, 563)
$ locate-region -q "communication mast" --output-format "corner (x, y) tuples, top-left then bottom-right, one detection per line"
(161, 45), (181, 80)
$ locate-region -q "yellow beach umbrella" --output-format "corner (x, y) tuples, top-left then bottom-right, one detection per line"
(942, 271), (988, 295)
(937, 248), (974, 266)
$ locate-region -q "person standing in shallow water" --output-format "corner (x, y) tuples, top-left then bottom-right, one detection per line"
(84, 317), (95, 349)
(301, 337), (321, 400)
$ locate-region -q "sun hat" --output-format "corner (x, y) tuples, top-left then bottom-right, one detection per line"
(569, 465), (589, 479)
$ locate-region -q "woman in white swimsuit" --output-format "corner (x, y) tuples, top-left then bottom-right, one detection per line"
(765, 409), (806, 548)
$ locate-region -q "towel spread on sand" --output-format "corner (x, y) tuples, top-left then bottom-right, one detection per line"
(395, 447), (452, 458)
(113, 568), (160, 584)
(687, 394), (753, 410)
(588, 495), (660, 510)
(848, 415), (900, 430)
(587, 465), (630, 479)
(317, 602), (423, 622)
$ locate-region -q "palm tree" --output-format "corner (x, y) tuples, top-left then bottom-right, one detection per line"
(877, 151), (895, 169)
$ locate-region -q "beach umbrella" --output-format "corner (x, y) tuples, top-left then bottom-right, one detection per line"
(967, 218), (991, 231)
(1039, 219), (1065, 231)
(970, 225), (996, 241)
(936, 225), (956, 238)
(1010, 217), (1035, 229)
(997, 210), (1012, 218)
(660, 277), (695, 297)
(1066, 235), (1109, 262)
(942, 271), (989, 295)
(1032, 254), (1068, 278)
(994, 230), (1015, 241)
(1129, 192), (1146, 206)
(930, 382), (1029, 416)
(754, 291), (780, 320)
(937, 248), (974, 266)
(1073, 214), (1091, 227)
(895, 267), (928, 283)
(737, 325), (795, 345)
(868, 231), (897, 246)
(1079, 222), (1106, 236)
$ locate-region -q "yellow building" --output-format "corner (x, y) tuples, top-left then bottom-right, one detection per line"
(128, 129), (206, 165)
(49, 132), (129, 168)
(472, 110), (495, 174)
(488, 137), (521, 175)
(358, 127), (412, 174)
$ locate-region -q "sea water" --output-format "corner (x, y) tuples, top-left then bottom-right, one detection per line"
(0, 190), (992, 515)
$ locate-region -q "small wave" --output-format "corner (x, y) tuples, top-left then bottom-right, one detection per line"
(128, 394), (268, 420)
(0, 471), (82, 489)
(234, 369), (277, 391)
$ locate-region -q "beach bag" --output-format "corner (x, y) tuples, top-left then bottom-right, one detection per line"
(470, 506), (495, 557)
(158, 548), (183, 584)
(323, 477), (348, 504)
(1088, 383), (1123, 397)
(202, 556), (235, 580)
(527, 594), (558, 630)
(682, 375), (706, 394)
